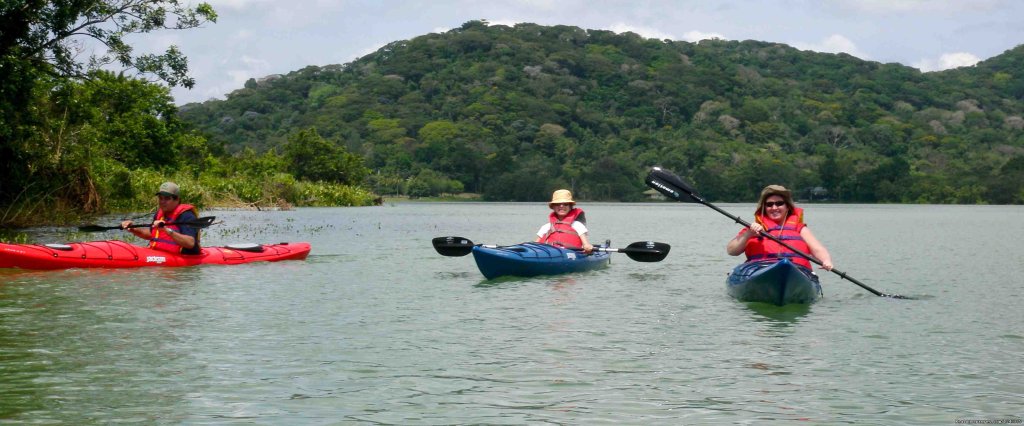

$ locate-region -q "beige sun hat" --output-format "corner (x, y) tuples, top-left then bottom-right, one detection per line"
(548, 189), (575, 207)
(755, 184), (794, 214)
(156, 182), (180, 197)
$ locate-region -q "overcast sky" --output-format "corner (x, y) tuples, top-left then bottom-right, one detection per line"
(126, 0), (1024, 105)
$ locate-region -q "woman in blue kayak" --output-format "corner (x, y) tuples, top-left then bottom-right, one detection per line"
(535, 189), (594, 254)
(726, 185), (833, 271)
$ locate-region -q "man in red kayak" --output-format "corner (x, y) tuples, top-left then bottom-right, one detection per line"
(726, 184), (832, 271)
(121, 182), (202, 255)
(535, 189), (594, 254)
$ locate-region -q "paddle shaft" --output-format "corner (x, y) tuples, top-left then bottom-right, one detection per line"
(123, 219), (207, 230)
(79, 216), (216, 232)
(469, 244), (653, 256)
(533, 246), (659, 255)
(648, 168), (903, 298)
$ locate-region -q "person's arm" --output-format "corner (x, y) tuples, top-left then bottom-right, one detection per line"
(121, 220), (150, 240)
(162, 210), (198, 249)
(572, 221), (594, 253)
(157, 222), (196, 249)
(726, 223), (764, 256)
(800, 227), (832, 271)
(578, 232), (593, 253)
(535, 224), (549, 243)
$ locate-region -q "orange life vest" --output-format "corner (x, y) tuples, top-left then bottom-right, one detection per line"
(149, 203), (200, 254)
(541, 208), (586, 249)
(743, 207), (812, 269)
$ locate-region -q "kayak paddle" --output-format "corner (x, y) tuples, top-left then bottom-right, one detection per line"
(432, 236), (671, 262)
(78, 216), (218, 232)
(594, 241), (671, 262)
(645, 166), (912, 300)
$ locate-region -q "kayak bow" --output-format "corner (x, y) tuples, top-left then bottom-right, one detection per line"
(726, 258), (822, 305)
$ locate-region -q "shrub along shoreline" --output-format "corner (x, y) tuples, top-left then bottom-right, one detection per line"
(0, 169), (377, 229)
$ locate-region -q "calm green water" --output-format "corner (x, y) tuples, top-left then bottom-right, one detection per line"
(1, 203), (1022, 424)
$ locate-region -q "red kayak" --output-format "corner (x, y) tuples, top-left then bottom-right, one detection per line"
(0, 240), (311, 270)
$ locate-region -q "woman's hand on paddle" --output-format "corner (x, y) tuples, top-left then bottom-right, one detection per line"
(747, 223), (764, 235)
(582, 242), (594, 254)
(120, 220), (133, 230)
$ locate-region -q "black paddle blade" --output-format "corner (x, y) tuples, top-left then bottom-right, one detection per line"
(621, 241), (671, 262)
(645, 167), (701, 203)
(186, 216), (217, 228)
(77, 224), (117, 232)
(432, 236), (475, 257)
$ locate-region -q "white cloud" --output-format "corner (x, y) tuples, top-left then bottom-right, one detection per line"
(607, 23), (676, 40)
(836, 0), (1002, 13)
(238, 55), (269, 69)
(351, 44), (383, 61)
(912, 52), (981, 72)
(485, 20), (520, 28)
(793, 34), (869, 59)
(231, 29), (253, 42)
(226, 69), (252, 85)
(509, 0), (559, 11)
(681, 30), (726, 42)
(205, 0), (276, 11)
(219, 55), (271, 88)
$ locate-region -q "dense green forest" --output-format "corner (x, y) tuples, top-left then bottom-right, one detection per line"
(0, 1), (375, 228)
(4, 14), (1024, 230)
(180, 20), (1024, 204)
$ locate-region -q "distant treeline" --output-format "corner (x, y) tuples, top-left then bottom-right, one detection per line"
(178, 20), (1024, 204)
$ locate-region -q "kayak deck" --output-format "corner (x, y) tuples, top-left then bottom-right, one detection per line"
(0, 241), (311, 270)
(726, 258), (822, 305)
(471, 242), (610, 279)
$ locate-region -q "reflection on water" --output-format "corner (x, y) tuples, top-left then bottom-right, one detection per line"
(743, 301), (813, 323)
(0, 267), (199, 422)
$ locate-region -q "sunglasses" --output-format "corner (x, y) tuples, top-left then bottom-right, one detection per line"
(552, 203), (573, 207)
(764, 201), (787, 208)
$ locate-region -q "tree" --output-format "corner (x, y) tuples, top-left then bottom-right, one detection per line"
(282, 128), (368, 185)
(66, 71), (182, 170)
(988, 156), (1024, 204)
(1, 0), (216, 209)
(0, 0), (217, 88)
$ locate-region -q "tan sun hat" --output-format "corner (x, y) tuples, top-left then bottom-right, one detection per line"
(548, 189), (575, 207)
(156, 181), (180, 197)
(755, 184), (794, 214)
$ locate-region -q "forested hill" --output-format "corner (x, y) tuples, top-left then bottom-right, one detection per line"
(178, 20), (1024, 203)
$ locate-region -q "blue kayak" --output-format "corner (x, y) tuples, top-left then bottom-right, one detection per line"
(471, 242), (611, 279)
(726, 258), (822, 305)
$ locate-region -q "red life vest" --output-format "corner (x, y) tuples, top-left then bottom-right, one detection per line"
(743, 206), (813, 269)
(541, 208), (586, 249)
(149, 203), (199, 253)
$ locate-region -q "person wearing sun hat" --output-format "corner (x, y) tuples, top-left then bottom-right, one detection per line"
(120, 181), (201, 255)
(535, 189), (594, 253)
(726, 184), (833, 271)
